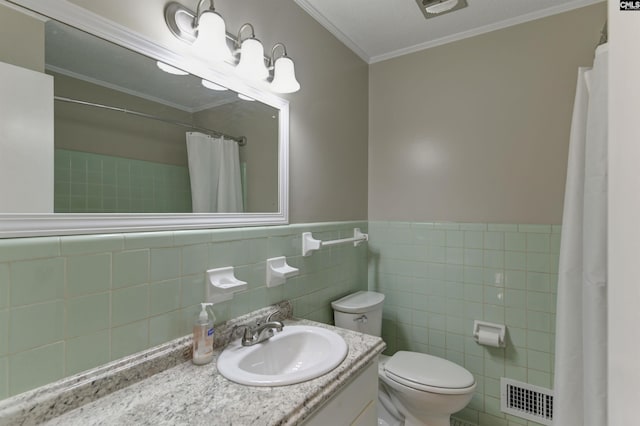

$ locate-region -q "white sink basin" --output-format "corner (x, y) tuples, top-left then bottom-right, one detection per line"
(217, 325), (348, 386)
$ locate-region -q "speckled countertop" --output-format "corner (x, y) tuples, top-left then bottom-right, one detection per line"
(0, 303), (385, 426)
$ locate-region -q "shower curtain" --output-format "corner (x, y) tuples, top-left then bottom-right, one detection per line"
(186, 132), (244, 213)
(553, 44), (607, 426)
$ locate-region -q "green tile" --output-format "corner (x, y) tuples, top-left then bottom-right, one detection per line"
(124, 232), (174, 249)
(505, 289), (526, 309)
(505, 270), (526, 289)
(484, 287), (504, 305)
(463, 231), (483, 249)
(527, 311), (552, 332)
(526, 233), (550, 253)
(181, 275), (206, 308)
(527, 330), (552, 353)
(527, 349), (551, 372)
(464, 249), (484, 267)
(550, 234), (561, 254)
(173, 230), (212, 246)
(10, 258), (65, 306)
(111, 320), (149, 360)
(150, 248), (180, 282)
(488, 224), (518, 232)
(181, 244), (209, 276)
(0, 264), (9, 309)
(505, 307), (526, 328)
(150, 279), (181, 316)
(528, 370), (552, 388)
(484, 232), (504, 250)
(505, 232), (526, 251)
(446, 231), (464, 247)
(484, 251), (504, 268)
(66, 293), (110, 338)
(0, 310), (7, 356)
(10, 301), (64, 353)
(149, 310), (184, 347)
(527, 272), (551, 292)
(9, 343), (64, 396)
(112, 284), (149, 327)
(526, 253), (550, 273)
(446, 248), (464, 265)
(505, 251), (526, 270)
(113, 249), (149, 289)
(527, 292), (552, 313)
(484, 304), (505, 323)
(459, 223), (486, 231)
(66, 331), (110, 376)
(0, 356), (6, 399)
(67, 254), (111, 297)
(0, 237), (60, 263)
(518, 224), (551, 234)
(60, 234), (123, 255)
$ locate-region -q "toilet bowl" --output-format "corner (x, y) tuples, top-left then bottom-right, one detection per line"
(332, 291), (476, 426)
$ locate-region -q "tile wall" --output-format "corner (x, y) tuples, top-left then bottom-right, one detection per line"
(0, 221), (367, 399)
(368, 221), (559, 426)
(54, 149), (192, 213)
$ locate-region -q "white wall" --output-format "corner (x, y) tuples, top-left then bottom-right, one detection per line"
(608, 2), (640, 424)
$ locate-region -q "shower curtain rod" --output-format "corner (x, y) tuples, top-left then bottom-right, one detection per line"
(54, 96), (247, 146)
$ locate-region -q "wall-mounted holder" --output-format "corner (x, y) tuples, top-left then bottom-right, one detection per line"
(302, 227), (369, 256)
(473, 320), (506, 348)
(266, 256), (299, 288)
(206, 266), (248, 304)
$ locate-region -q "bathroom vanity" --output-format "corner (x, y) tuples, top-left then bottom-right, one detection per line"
(0, 307), (385, 426)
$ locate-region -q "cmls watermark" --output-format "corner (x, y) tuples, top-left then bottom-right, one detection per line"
(620, 0), (640, 10)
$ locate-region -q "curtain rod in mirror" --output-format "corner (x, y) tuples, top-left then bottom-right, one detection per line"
(54, 96), (247, 146)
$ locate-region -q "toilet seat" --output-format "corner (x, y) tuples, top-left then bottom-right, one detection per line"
(383, 351), (476, 395)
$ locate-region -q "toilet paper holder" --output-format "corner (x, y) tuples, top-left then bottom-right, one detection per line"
(473, 320), (506, 348)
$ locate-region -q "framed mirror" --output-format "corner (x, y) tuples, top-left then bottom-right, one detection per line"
(0, 0), (289, 238)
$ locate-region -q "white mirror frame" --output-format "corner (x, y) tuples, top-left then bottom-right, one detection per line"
(1, 0), (289, 238)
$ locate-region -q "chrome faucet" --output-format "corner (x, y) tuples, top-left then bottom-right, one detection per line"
(232, 311), (284, 346)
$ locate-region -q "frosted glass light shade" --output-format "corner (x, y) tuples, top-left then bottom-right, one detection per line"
(156, 61), (189, 75)
(192, 11), (232, 61)
(235, 38), (269, 81)
(201, 79), (228, 91)
(270, 56), (300, 93)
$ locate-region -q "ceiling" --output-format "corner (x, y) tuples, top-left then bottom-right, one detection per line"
(294, 0), (605, 64)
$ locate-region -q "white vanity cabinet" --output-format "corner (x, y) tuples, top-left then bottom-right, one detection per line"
(303, 360), (378, 426)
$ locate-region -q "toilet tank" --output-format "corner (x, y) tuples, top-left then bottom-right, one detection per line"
(331, 291), (385, 337)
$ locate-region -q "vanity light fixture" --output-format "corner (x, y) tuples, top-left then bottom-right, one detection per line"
(165, 1), (300, 93)
(234, 23), (269, 82)
(269, 43), (300, 94)
(191, 0), (232, 61)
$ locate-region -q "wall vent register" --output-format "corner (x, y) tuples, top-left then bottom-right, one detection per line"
(500, 378), (553, 425)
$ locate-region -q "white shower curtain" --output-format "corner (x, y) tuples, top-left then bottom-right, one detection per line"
(553, 44), (607, 426)
(186, 132), (244, 213)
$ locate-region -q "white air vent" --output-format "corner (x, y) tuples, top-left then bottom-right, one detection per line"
(500, 378), (553, 425)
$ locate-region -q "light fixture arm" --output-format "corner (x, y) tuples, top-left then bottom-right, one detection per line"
(194, 0), (215, 26)
(269, 43), (288, 67)
(236, 23), (256, 47)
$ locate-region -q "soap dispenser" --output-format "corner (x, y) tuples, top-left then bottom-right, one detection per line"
(192, 303), (214, 365)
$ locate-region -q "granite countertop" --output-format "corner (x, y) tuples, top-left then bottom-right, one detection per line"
(35, 318), (385, 426)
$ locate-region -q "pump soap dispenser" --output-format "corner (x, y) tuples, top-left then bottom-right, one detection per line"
(192, 302), (214, 365)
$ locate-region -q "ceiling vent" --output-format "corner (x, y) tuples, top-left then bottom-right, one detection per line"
(415, 0), (468, 19)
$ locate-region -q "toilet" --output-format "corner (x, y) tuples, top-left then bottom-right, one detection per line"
(331, 291), (476, 426)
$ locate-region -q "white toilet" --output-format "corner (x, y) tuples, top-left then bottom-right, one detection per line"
(331, 291), (476, 426)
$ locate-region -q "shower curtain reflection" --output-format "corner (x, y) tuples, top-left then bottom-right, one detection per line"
(186, 132), (244, 213)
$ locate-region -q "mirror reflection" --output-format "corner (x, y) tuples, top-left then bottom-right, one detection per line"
(46, 20), (279, 214)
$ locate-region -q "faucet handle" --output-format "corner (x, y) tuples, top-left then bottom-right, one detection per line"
(266, 309), (283, 322)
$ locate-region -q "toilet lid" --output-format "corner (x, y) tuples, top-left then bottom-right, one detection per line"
(384, 351), (475, 390)
(331, 291), (385, 313)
